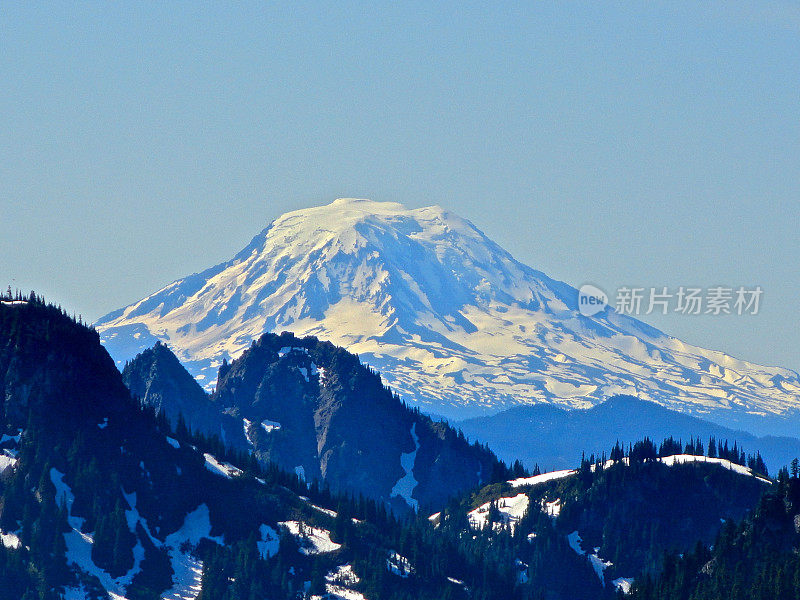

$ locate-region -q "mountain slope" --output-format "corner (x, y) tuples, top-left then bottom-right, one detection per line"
(123, 334), (505, 513)
(0, 296), (521, 600)
(432, 440), (772, 599)
(95, 198), (800, 427)
(628, 470), (800, 600)
(458, 395), (800, 474)
(121, 341), (218, 434)
(1, 295), (788, 600)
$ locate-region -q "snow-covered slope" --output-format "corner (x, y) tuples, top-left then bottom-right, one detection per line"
(96, 198), (800, 421)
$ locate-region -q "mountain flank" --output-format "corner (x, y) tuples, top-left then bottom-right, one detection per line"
(96, 198), (800, 431)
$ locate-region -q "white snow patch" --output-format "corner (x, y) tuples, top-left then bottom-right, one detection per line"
(162, 504), (224, 600)
(262, 419), (282, 433)
(0, 451), (19, 475)
(166, 436), (180, 449)
(386, 551), (414, 577)
(0, 530), (21, 549)
(162, 553), (203, 600)
(589, 551), (613, 583)
(390, 423), (420, 511)
(586, 454), (769, 484)
(329, 564), (359, 586)
(311, 564), (366, 600)
(257, 524), (280, 559)
(119, 490), (151, 586)
(203, 453), (243, 479)
(468, 493), (529, 532)
(542, 498), (562, 518)
(309, 503), (338, 518)
(279, 521), (341, 555)
(515, 558), (529, 583)
(0, 430), (21, 444)
(613, 577), (634, 594)
(98, 418), (108, 429)
(567, 531), (584, 555)
(659, 454), (770, 482)
(566, 530), (612, 585)
(50, 469), (145, 598)
(243, 418), (254, 446)
(63, 584), (91, 599)
(510, 469), (575, 488)
(278, 346), (309, 358)
(295, 465), (306, 481)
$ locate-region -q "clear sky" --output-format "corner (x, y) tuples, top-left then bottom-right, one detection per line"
(1, 2), (798, 372)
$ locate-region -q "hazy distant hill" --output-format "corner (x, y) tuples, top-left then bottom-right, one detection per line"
(458, 395), (800, 474)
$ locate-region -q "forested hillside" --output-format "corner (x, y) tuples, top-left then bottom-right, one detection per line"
(0, 295), (519, 600)
(629, 463), (800, 600)
(123, 333), (508, 512)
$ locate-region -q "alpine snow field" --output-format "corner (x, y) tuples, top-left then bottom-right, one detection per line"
(97, 198), (800, 430)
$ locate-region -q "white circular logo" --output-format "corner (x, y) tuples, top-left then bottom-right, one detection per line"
(578, 284), (608, 317)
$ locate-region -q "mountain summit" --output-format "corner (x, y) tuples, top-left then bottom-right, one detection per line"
(96, 198), (800, 425)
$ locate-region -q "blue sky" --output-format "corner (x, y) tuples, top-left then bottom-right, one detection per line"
(1, 2), (797, 372)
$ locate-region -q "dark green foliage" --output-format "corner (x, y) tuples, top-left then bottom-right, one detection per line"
(201, 329), (514, 510)
(126, 524), (173, 600)
(555, 453), (766, 577)
(91, 501), (135, 577)
(629, 473), (800, 600)
(121, 341), (216, 434)
(0, 294), (523, 600)
(1, 292), (793, 600)
(430, 437), (774, 600)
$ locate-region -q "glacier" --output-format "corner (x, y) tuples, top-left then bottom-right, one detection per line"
(96, 198), (800, 424)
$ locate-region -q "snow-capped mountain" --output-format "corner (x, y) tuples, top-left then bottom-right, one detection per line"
(96, 198), (800, 424)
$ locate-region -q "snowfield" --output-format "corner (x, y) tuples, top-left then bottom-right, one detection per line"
(658, 454), (771, 482)
(510, 469), (575, 488)
(311, 565), (366, 600)
(613, 577), (634, 594)
(0, 431), (21, 476)
(468, 493), (530, 532)
(387, 551), (414, 577)
(566, 530), (616, 586)
(542, 498), (562, 518)
(279, 521), (341, 555)
(257, 524), (280, 559)
(0, 430), (22, 444)
(261, 419), (282, 433)
(51, 464), (226, 600)
(509, 454), (771, 491)
(50, 469), (145, 599)
(0, 451), (18, 475)
(96, 198), (800, 422)
(0, 530), (21, 549)
(390, 423), (420, 510)
(162, 504), (224, 600)
(203, 453), (243, 479)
